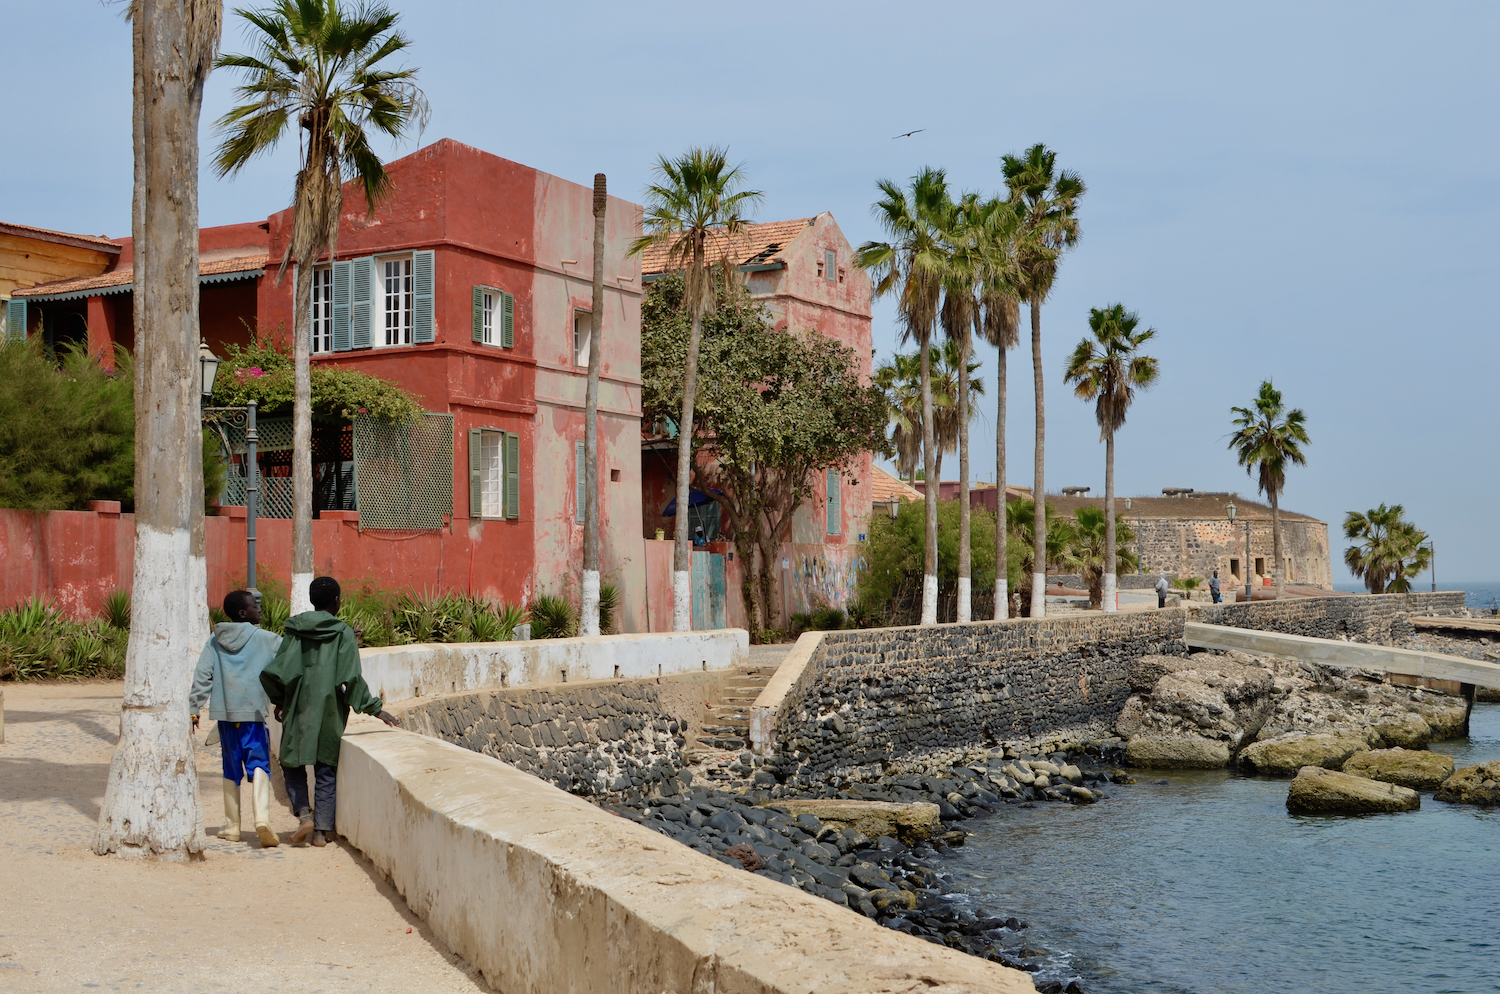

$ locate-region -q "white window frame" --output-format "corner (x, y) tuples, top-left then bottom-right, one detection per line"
(479, 429), (504, 519)
(573, 309), (591, 367)
(482, 289), (499, 346)
(310, 264), (334, 354)
(379, 254), (414, 348)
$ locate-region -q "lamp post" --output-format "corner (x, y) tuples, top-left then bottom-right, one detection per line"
(1429, 541), (1436, 593)
(1227, 501), (1250, 604)
(200, 342), (259, 605)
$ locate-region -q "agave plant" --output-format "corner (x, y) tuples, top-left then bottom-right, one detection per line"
(101, 589), (132, 630)
(530, 593), (578, 639)
(598, 584), (619, 636)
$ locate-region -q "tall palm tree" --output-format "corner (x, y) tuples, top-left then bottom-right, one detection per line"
(939, 194), (983, 622)
(1064, 303), (1159, 613)
(1229, 380), (1310, 599)
(630, 148), (762, 632)
(973, 196), (1022, 620)
(1002, 144), (1085, 619)
(874, 351), (924, 484)
(1059, 506), (1139, 609)
(1344, 504), (1430, 594)
(94, 0), (221, 861)
(928, 337), (984, 483)
(213, 0), (428, 613)
(857, 169), (951, 625)
(581, 174), (607, 636)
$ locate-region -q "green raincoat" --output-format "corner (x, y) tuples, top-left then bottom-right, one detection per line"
(260, 611), (383, 768)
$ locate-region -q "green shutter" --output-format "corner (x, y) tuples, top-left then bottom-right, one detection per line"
(468, 429), (483, 519)
(505, 431), (520, 519)
(351, 257), (375, 348)
(575, 441), (586, 523)
(826, 469), (841, 535)
(501, 292), (514, 348)
(332, 261), (352, 351)
(413, 249), (435, 343)
(472, 286), (484, 343)
(5, 298), (25, 344)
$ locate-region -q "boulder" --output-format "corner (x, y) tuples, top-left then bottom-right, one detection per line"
(1239, 733), (1371, 776)
(1434, 761), (1500, 806)
(767, 799), (941, 844)
(1341, 748), (1455, 790)
(1125, 734), (1231, 769)
(1369, 713), (1431, 749)
(1286, 766), (1420, 814)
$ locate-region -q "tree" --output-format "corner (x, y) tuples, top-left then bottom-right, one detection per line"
(939, 193), (981, 622)
(630, 148), (762, 632)
(1002, 144), (1085, 619)
(1056, 506), (1139, 609)
(1344, 504), (1430, 594)
(928, 338), (983, 483)
(1229, 380), (1310, 599)
(856, 168), (951, 625)
(581, 174), (607, 636)
(1005, 496), (1071, 614)
(858, 497), (997, 620)
(640, 273), (887, 633)
(94, 0), (221, 861)
(873, 351), (924, 484)
(1064, 303), (1159, 613)
(213, 0), (428, 613)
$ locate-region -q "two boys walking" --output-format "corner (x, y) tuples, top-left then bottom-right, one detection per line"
(189, 576), (398, 847)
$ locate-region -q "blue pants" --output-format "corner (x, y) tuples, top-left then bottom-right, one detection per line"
(218, 721), (271, 785)
(283, 762), (338, 832)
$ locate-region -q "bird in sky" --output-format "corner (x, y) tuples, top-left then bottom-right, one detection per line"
(892, 129), (925, 139)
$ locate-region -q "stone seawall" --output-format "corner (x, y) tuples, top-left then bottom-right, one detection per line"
(1198, 591), (1465, 644)
(766, 612), (1188, 773)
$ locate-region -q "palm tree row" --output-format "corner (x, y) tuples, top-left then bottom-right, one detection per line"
(874, 340), (983, 486)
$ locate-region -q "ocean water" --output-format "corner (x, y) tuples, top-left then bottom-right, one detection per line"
(943, 705), (1500, 994)
(1333, 580), (1500, 612)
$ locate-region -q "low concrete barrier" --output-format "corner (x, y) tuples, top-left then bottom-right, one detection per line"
(359, 629), (749, 706)
(335, 717), (1033, 994)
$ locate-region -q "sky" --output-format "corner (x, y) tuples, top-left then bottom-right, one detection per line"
(4, 2), (1496, 583)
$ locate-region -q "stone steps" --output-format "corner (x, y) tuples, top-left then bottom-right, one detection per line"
(688, 663), (779, 755)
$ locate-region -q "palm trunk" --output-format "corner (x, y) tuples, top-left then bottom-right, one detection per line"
(95, 0), (218, 860)
(581, 175), (606, 636)
(956, 333), (971, 623)
(1103, 432), (1117, 613)
(994, 340), (1008, 620)
(1271, 489), (1284, 599)
(671, 243), (706, 632)
(1029, 300), (1046, 618)
(920, 333), (938, 625)
(290, 256), (313, 614)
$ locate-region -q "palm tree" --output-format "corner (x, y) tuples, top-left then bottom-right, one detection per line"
(1064, 303), (1159, 613)
(857, 169), (952, 625)
(927, 338), (984, 482)
(1229, 380), (1311, 599)
(874, 351), (924, 484)
(213, 0), (428, 613)
(630, 148), (762, 632)
(1002, 144), (1085, 619)
(939, 193), (983, 623)
(581, 174), (607, 636)
(1006, 497), (1071, 613)
(94, 0), (221, 860)
(1344, 504), (1431, 594)
(1059, 506), (1139, 608)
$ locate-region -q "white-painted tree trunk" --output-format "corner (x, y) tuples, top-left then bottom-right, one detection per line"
(94, 0), (218, 860)
(1031, 573), (1047, 618)
(580, 570), (601, 637)
(920, 573), (938, 626)
(291, 572), (313, 616)
(672, 569), (692, 632)
(994, 578), (1008, 622)
(1102, 572), (1117, 613)
(956, 577), (971, 623)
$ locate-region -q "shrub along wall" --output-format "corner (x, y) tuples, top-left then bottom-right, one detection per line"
(1198, 591), (1466, 644)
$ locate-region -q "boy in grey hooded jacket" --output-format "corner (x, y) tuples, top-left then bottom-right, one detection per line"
(190, 590), (282, 846)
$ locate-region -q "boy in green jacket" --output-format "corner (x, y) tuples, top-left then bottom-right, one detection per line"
(260, 576), (398, 847)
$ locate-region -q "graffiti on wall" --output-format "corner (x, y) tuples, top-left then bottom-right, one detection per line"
(791, 546), (865, 613)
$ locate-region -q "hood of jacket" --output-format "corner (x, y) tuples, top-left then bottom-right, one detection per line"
(212, 621), (261, 654)
(283, 610), (346, 642)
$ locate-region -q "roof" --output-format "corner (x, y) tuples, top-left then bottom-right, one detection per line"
(13, 254), (269, 302)
(0, 222), (121, 254)
(870, 466), (922, 503)
(638, 217), (815, 276)
(1038, 491), (1321, 524)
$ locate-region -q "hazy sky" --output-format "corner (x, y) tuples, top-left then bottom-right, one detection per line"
(6, 2), (1496, 582)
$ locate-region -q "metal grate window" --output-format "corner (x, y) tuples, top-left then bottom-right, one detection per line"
(352, 413), (453, 530)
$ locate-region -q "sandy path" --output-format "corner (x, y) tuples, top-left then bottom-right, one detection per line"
(0, 680), (488, 993)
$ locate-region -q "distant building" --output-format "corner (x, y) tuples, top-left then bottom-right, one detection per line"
(2, 222), (125, 349)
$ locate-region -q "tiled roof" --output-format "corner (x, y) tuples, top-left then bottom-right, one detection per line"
(870, 466), (923, 503)
(0, 222), (121, 254)
(14, 254), (269, 300)
(638, 218), (814, 276)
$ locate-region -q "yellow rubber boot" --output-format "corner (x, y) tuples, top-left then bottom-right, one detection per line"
(220, 779), (242, 842)
(252, 768), (279, 847)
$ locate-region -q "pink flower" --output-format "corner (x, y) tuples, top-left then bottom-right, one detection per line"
(358, 407), (368, 414)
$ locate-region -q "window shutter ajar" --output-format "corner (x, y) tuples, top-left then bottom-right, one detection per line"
(5, 298), (25, 343)
(413, 249), (435, 343)
(468, 429), (483, 519)
(505, 432), (520, 519)
(827, 469), (840, 535)
(351, 256), (374, 349)
(472, 286), (484, 343)
(501, 292), (514, 348)
(332, 260), (353, 351)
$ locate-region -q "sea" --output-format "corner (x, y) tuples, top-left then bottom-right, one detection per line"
(1333, 580), (1500, 613)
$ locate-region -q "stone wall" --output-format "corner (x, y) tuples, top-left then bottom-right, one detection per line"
(1134, 516), (1332, 589)
(769, 612), (1187, 773)
(396, 682), (685, 798)
(1198, 591), (1466, 644)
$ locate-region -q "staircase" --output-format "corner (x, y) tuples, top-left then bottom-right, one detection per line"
(693, 663), (779, 754)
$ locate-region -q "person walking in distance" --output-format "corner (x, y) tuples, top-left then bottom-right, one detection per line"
(1209, 570), (1222, 604)
(1155, 572), (1170, 609)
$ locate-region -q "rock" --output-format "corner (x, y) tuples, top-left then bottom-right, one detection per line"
(1369, 713), (1431, 749)
(1286, 766), (1420, 814)
(723, 843), (764, 871)
(1434, 761), (1500, 806)
(1068, 786), (1096, 804)
(1239, 733), (1370, 776)
(1058, 764), (1082, 782)
(1125, 734), (1231, 769)
(768, 799), (942, 844)
(867, 887), (917, 912)
(1341, 748), (1455, 790)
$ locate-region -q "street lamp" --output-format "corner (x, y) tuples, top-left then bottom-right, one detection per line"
(1227, 501), (1250, 604)
(200, 342), (259, 605)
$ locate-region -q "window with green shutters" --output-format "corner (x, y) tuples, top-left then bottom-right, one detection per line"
(468, 426), (521, 519)
(351, 256), (375, 348)
(5, 298), (26, 344)
(826, 468), (841, 535)
(412, 250), (435, 343)
(472, 285), (514, 347)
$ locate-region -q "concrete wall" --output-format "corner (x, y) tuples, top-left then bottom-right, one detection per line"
(752, 612), (1187, 769)
(335, 718), (1032, 993)
(1198, 591), (1466, 644)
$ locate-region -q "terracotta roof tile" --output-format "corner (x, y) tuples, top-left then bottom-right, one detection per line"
(638, 218), (814, 276)
(870, 466), (923, 503)
(0, 222), (122, 253)
(15, 254), (269, 298)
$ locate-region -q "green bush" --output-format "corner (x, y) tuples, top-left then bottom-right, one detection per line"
(212, 339), (426, 422)
(0, 596), (128, 681)
(599, 583), (619, 635)
(858, 497), (1003, 610)
(331, 581), (526, 647)
(530, 593), (577, 639)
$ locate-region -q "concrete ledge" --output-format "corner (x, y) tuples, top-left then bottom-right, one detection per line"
(336, 718), (1034, 993)
(749, 631), (824, 755)
(1184, 622), (1500, 689)
(360, 629), (749, 706)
